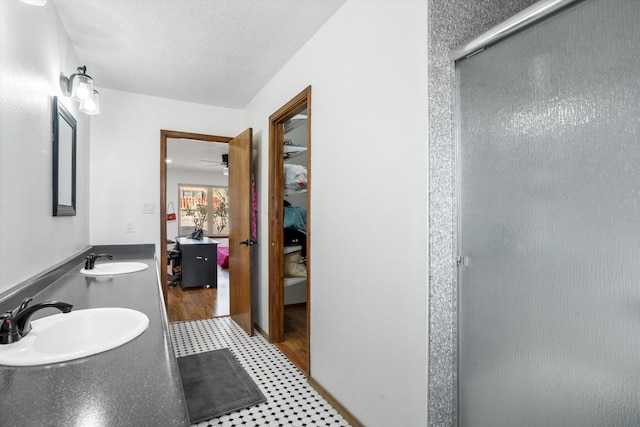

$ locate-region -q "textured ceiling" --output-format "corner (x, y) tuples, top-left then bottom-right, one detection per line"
(52, 0), (346, 109)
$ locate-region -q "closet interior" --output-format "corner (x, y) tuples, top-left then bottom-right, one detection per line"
(282, 112), (308, 306)
(276, 109), (309, 373)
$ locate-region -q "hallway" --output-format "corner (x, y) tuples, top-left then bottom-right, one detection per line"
(170, 317), (350, 427)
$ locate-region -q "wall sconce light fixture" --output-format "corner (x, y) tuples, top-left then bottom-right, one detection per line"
(60, 66), (100, 115)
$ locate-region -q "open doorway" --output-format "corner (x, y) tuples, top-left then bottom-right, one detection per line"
(160, 129), (255, 335)
(268, 87), (311, 374)
(160, 130), (231, 322)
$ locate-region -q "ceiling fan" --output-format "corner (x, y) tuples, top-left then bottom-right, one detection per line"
(200, 153), (228, 166)
(200, 154), (229, 174)
(199, 159), (225, 167)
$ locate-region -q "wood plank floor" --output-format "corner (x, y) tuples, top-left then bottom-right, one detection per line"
(275, 303), (308, 375)
(166, 265), (230, 322)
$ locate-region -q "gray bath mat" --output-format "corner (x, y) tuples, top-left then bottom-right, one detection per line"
(177, 348), (267, 423)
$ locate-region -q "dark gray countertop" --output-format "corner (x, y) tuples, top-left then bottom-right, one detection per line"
(0, 246), (190, 426)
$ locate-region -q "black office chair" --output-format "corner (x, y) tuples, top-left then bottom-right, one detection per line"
(167, 243), (181, 287)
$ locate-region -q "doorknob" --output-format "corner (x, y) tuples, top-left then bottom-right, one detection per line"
(239, 239), (256, 246)
(239, 240), (249, 246)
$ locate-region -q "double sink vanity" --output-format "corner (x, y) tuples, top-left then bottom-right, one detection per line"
(0, 245), (190, 426)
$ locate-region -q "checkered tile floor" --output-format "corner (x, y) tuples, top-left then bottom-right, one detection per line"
(170, 317), (351, 427)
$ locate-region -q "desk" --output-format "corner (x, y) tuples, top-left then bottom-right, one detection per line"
(176, 237), (219, 289)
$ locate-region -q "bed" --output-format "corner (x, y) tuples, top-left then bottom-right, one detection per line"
(217, 246), (229, 269)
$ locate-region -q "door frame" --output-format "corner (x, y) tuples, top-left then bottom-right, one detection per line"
(159, 130), (232, 307)
(268, 86), (311, 359)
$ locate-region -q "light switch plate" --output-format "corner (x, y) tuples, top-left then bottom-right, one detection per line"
(142, 202), (155, 214)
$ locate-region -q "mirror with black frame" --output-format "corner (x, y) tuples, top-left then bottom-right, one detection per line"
(52, 96), (77, 216)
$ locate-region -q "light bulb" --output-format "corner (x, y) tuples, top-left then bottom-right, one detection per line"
(79, 90), (100, 115)
(70, 74), (94, 102)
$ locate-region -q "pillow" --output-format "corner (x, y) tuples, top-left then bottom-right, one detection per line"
(283, 250), (307, 277)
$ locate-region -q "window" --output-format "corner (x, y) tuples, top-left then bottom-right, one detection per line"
(178, 184), (229, 237)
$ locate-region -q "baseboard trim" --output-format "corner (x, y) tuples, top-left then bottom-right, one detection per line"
(307, 376), (364, 427)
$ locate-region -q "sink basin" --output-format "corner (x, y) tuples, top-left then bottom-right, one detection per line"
(80, 262), (148, 276)
(0, 308), (149, 366)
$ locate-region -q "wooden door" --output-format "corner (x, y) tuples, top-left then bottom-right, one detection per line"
(228, 128), (253, 335)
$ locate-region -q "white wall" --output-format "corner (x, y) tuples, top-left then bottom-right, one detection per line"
(166, 168), (228, 240)
(0, 1), (90, 293)
(89, 89), (243, 253)
(244, 1), (429, 425)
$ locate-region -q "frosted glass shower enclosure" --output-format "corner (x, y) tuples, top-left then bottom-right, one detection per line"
(456, 0), (640, 425)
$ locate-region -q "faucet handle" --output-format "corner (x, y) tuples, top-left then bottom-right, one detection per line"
(0, 312), (20, 344)
(0, 299), (30, 344)
(10, 297), (33, 317)
(18, 297), (33, 312)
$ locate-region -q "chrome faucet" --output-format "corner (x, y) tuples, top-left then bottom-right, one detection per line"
(84, 253), (113, 270)
(0, 297), (73, 344)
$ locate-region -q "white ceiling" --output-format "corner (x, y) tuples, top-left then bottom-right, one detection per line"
(52, 0), (346, 109)
(166, 138), (229, 173)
